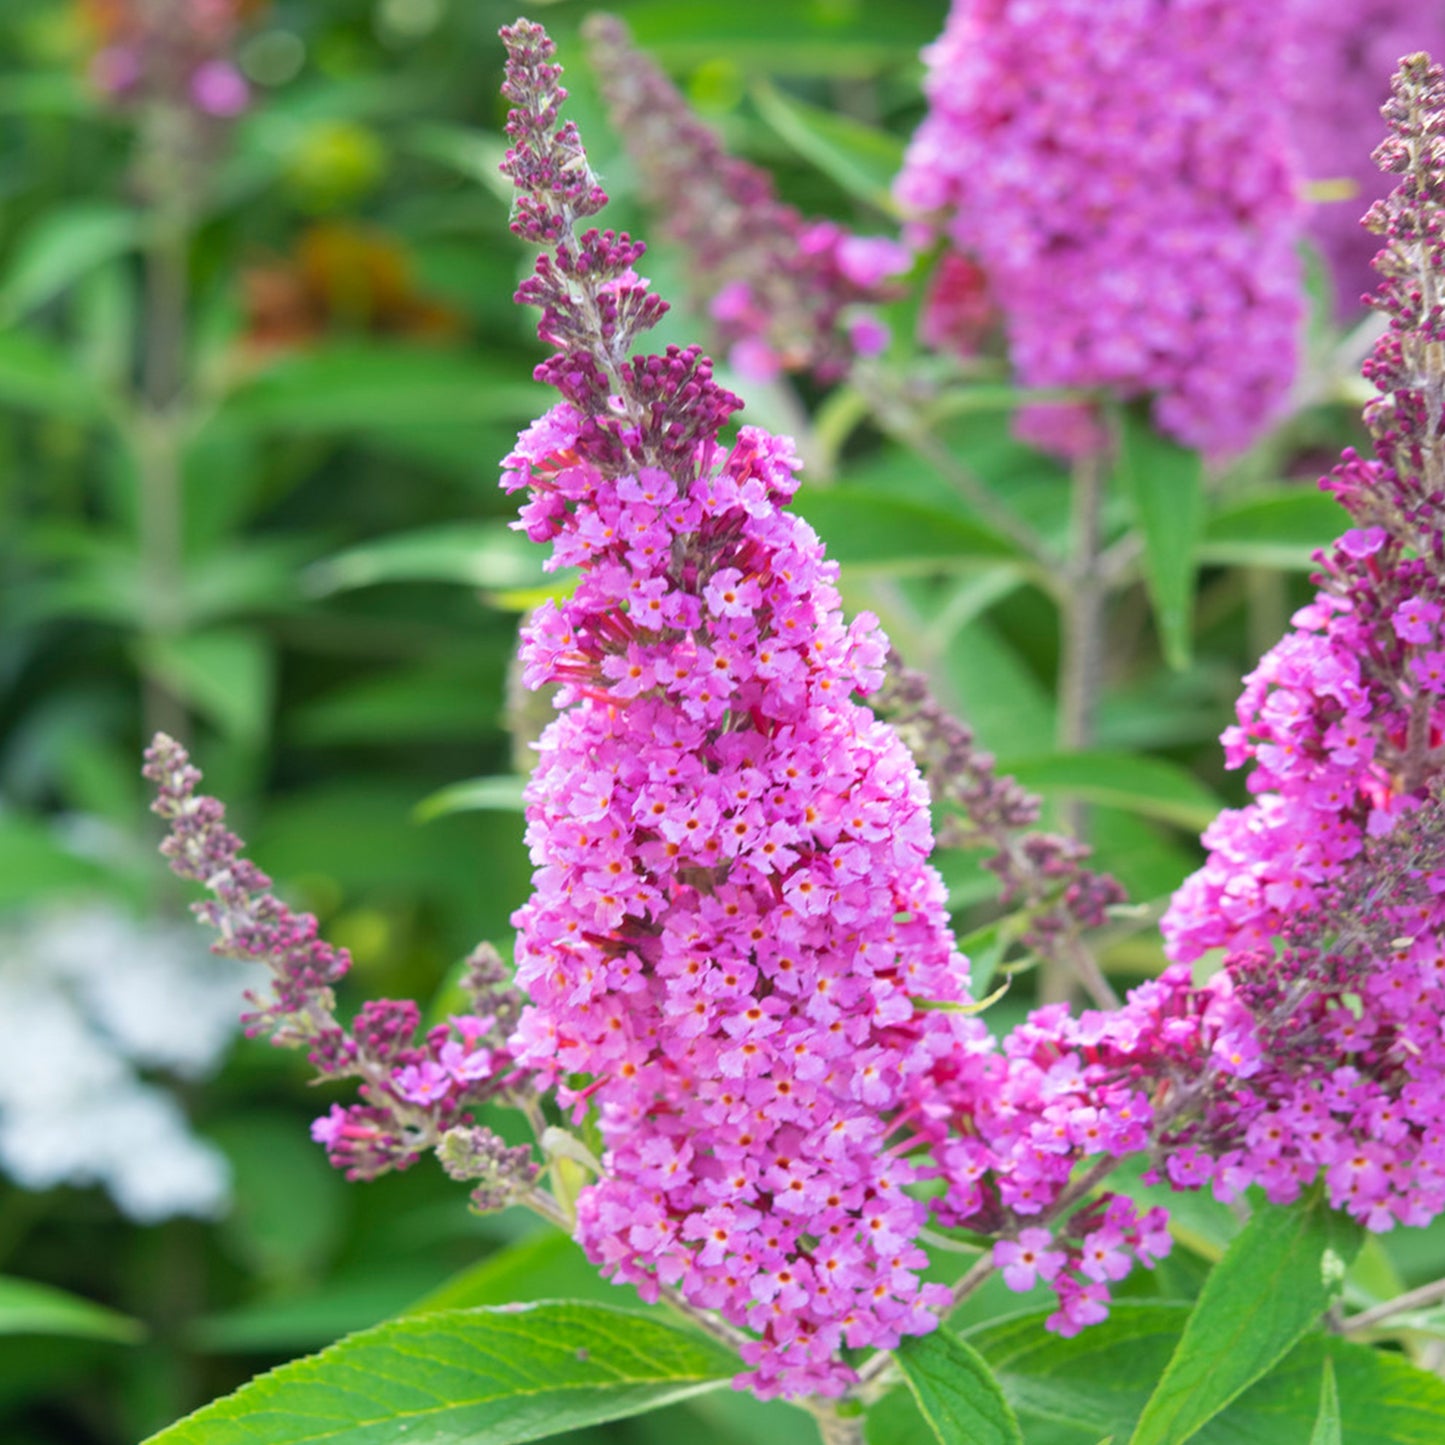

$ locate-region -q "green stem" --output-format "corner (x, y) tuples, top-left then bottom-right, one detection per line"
(1045, 447), (1109, 1004)
(807, 1401), (867, 1445)
(137, 213), (190, 742)
(1343, 1275), (1445, 1334)
(850, 362), (1059, 580)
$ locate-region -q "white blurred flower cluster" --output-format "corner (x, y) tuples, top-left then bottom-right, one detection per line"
(0, 903), (249, 1222)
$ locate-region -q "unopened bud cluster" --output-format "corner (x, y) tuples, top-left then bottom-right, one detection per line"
(143, 735), (537, 1212)
(582, 13), (908, 386)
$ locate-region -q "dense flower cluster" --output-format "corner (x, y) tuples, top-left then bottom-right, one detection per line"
(884, 54), (1445, 1332)
(136, 17), (1445, 1401)
(895, 0), (1304, 456)
(1154, 53), (1445, 1229)
(144, 736), (537, 1213)
(500, 20), (974, 1397)
(1283, 0), (1445, 316)
(583, 13), (908, 385)
(0, 903), (244, 1222)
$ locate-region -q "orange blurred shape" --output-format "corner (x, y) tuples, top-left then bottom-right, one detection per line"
(240, 222), (464, 355)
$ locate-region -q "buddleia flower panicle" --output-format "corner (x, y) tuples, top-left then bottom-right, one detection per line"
(885, 55), (1445, 1333)
(581, 13), (909, 386)
(1152, 53), (1445, 1231)
(143, 734), (537, 1213)
(499, 18), (972, 1398)
(934, 58), (1445, 1295)
(895, 0), (1304, 458)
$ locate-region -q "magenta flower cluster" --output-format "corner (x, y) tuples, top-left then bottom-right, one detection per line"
(506, 407), (976, 1396)
(1152, 53), (1445, 1229)
(499, 19), (980, 1396)
(1283, 0), (1445, 316)
(1155, 527), (1445, 1229)
(895, 0), (1304, 457)
(919, 56), (1445, 1281)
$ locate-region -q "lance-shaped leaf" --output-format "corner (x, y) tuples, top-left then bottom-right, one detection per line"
(894, 1328), (1024, 1445)
(141, 1300), (738, 1445)
(1128, 1191), (1362, 1445)
(0, 1276), (143, 1344)
(1113, 404), (1204, 671)
(970, 1302), (1445, 1443)
(1309, 1358), (1342, 1445)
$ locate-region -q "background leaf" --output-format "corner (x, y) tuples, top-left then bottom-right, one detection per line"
(750, 80), (904, 209)
(305, 524), (547, 596)
(138, 628), (274, 745)
(217, 346), (542, 434)
(1114, 406), (1204, 670)
(413, 776), (527, 823)
(1309, 1358), (1341, 1445)
(1199, 491), (1344, 571)
(1000, 750), (1224, 832)
(796, 489), (1020, 572)
(0, 204), (140, 321)
(0, 1277), (143, 1345)
(0, 330), (108, 419)
(963, 1302), (1445, 1445)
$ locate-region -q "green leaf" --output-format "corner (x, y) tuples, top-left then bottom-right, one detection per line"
(141, 1301), (736, 1445)
(0, 1276), (142, 1345)
(0, 330), (107, 420)
(999, 750), (1224, 832)
(750, 80), (904, 209)
(1114, 406), (1204, 670)
(939, 617), (1057, 757)
(0, 73), (94, 117)
(289, 654), (506, 746)
(1228, 1335), (1445, 1445)
(1128, 1192), (1363, 1445)
(216, 345), (542, 434)
(1309, 1358), (1341, 1445)
(626, 0), (941, 74)
(894, 1328), (1024, 1445)
(138, 628), (274, 745)
(305, 524), (547, 596)
(0, 205), (141, 321)
(971, 1302), (1445, 1445)
(1199, 491), (1344, 572)
(972, 1302), (1201, 1440)
(796, 489), (1020, 573)
(955, 920), (1007, 997)
(413, 776), (527, 824)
